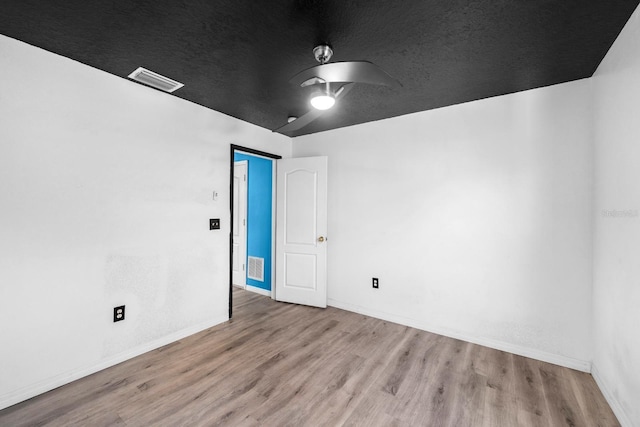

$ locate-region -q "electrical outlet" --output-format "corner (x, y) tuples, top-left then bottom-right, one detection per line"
(113, 305), (125, 322)
(372, 277), (379, 289)
(209, 218), (220, 230)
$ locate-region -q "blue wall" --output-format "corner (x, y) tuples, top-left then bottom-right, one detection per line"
(234, 153), (273, 291)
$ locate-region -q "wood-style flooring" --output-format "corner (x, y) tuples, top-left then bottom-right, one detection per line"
(0, 288), (619, 426)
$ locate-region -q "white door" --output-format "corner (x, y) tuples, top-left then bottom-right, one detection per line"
(275, 156), (328, 308)
(232, 161), (248, 288)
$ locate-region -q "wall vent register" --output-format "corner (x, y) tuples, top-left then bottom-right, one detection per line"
(248, 256), (264, 282)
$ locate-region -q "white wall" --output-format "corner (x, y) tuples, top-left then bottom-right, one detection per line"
(592, 5), (640, 426)
(294, 79), (593, 370)
(0, 35), (291, 410)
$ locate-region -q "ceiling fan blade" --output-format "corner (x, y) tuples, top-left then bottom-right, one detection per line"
(300, 77), (327, 87)
(274, 83), (355, 136)
(274, 108), (324, 134)
(291, 61), (401, 88)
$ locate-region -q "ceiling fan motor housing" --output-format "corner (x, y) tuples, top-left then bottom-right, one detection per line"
(313, 45), (333, 64)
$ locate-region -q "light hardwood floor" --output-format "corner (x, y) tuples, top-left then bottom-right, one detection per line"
(0, 288), (619, 426)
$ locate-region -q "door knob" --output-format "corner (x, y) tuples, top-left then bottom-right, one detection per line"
(318, 236), (325, 242)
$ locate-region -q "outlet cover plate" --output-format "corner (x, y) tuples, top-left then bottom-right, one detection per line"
(114, 305), (125, 322)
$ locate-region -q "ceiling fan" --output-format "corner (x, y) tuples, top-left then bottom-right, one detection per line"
(274, 44), (402, 135)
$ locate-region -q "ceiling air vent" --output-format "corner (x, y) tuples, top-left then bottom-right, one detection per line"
(127, 67), (184, 93)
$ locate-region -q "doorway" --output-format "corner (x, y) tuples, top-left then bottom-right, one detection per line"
(229, 145), (281, 318)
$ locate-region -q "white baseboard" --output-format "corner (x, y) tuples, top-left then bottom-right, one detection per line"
(328, 298), (591, 373)
(246, 284), (271, 297)
(0, 315), (228, 411)
(592, 364), (632, 427)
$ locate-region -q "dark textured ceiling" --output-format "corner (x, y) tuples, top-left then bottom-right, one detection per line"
(1, 1), (638, 137)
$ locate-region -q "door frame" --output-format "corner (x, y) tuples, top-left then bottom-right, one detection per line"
(229, 144), (281, 318)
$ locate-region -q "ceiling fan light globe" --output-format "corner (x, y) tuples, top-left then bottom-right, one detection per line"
(310, 94), (335, 110)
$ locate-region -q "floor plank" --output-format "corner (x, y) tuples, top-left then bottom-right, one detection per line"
(0, 289), (620, 426)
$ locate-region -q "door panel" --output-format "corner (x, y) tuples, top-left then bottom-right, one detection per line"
(232, 161), (248, 288)
(284, 170), (317, 244)
(276, 156), (327, 308)
(284, 253), (317, 290)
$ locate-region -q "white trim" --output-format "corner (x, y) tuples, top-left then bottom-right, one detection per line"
(328, 298), (591, 373)
(271, 159), (277, 301)
(234, 149), (276, 161)
(0, 315), (228, 411)
(592, 364), (632, 427)
(246, 284), (272, 297)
